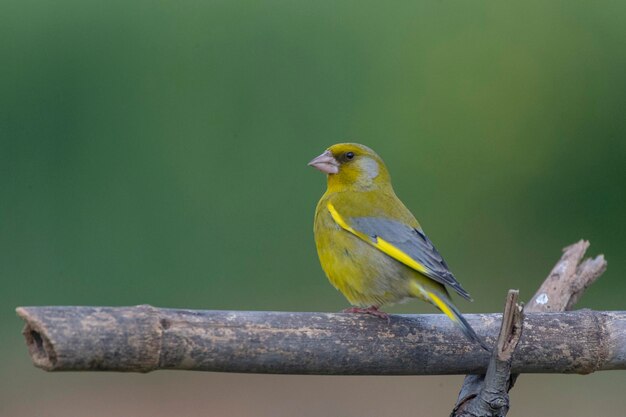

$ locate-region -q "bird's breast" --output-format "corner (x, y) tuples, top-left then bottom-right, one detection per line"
(313, 202), (414, 306)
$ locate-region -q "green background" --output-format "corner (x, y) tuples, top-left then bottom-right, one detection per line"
(2, 1), (625, 415)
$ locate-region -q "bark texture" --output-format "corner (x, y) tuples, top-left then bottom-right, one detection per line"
(16, 306), (625, 374)
(451, 240), (608, 417)
(452, 291), (524, 417)
(527, 240), (606, 312)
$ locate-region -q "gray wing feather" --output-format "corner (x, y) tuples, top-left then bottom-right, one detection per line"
(350, 217), (472, 300)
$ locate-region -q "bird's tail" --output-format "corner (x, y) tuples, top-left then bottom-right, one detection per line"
(426, 290), (490, 351)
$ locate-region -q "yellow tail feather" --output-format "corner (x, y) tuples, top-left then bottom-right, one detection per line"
(426, 290), (489, 351)
(426, 291), (458, 323)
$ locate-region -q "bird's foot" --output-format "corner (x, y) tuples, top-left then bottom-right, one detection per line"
(342, 306), (390, 321)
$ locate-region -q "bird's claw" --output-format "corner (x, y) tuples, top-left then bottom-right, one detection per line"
(342, 306), (390, 321)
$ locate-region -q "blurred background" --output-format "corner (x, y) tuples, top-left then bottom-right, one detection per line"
(2, 0), (625, 415)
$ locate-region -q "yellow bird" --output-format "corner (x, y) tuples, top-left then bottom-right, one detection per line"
(309, 143), (487, 349)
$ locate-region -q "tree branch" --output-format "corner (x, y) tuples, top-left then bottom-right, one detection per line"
(452, 291), (524, 417)
(527, 240), (606, 312)
(15, 238), (617, 417)
(451, 240), (608, 416)
(16, 306), (625, 374)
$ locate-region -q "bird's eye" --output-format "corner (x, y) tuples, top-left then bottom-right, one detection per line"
(345, 152), (355, 160)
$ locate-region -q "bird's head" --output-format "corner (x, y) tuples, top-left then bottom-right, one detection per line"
(308, 143), (391, 191)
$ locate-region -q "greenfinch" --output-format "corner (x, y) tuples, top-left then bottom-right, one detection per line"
(309, 143), (487, 349)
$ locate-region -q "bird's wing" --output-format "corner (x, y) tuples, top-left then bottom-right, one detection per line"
(327, 202), (472, 300)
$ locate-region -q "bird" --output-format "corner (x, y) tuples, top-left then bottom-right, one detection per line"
(309, 143), (488, 350)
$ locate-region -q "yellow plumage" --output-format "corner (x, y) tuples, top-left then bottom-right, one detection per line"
(310, 143), (487, 349)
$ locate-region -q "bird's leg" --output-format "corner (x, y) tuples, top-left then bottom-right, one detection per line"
(342, 306), (390, 320)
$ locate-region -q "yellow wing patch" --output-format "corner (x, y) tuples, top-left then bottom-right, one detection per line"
(327, 202), (429, 275)
(374, 237), (429, 275)
(326, 202), (357, 233)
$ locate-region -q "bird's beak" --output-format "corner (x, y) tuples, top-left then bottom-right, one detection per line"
(308, 150), (339, 174)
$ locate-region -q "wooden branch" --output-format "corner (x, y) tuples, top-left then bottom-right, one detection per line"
(451, 240), (608, 416)
(14, 238), (616, 417)
(452, 291), (524, 417)
(16, 306), (625, 374)
(527, 240), (607, 312)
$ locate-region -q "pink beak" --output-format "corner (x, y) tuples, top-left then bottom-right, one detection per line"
(308, 150), (339, 174)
